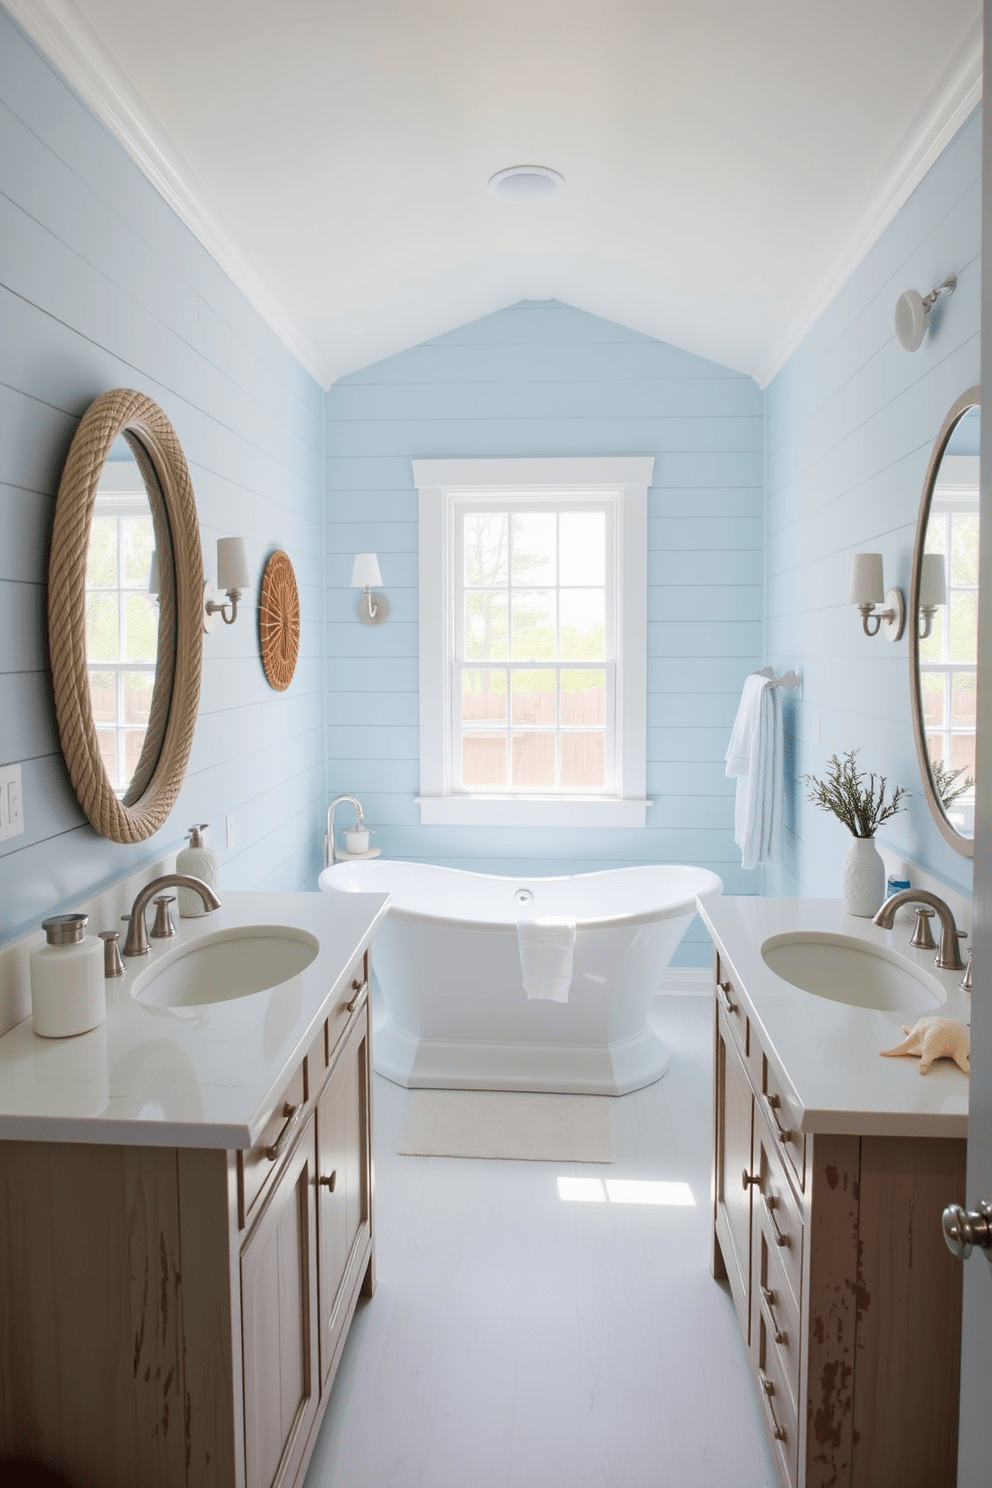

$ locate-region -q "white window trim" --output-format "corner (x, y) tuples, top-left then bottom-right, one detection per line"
(414, 456), (652, 828)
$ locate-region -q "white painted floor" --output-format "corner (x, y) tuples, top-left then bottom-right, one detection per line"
(304, 997), (777, 1488)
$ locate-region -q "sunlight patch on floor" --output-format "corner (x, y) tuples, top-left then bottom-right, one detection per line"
(557, 1176), (695, 1205)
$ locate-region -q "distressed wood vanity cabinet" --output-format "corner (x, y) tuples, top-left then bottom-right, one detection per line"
(712, 951), (966, 1488)
(0, 946), (374, 1488)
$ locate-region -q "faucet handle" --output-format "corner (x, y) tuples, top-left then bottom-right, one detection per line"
(910, 906), (937, 951)
(151, 895), (176, 940)
(98, 930), (126, 978)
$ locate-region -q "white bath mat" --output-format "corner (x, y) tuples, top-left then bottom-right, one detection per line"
(397, 1090), (615, 1163)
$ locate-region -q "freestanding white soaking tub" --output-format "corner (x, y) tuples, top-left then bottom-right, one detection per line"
(318, 860), (722, 1095)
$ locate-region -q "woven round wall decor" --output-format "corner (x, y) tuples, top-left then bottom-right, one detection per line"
(259, 550), (300, 691)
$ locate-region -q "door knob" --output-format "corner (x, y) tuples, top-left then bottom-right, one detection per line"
(942, 1201), (992, 1261)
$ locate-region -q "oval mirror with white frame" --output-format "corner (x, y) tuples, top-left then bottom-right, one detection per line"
(909, 386), (979, 856)
(49, 389), (204, 843)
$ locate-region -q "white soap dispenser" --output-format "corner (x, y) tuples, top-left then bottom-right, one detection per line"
(176, 823), (220, 916)
(30, 913), (105, 1038)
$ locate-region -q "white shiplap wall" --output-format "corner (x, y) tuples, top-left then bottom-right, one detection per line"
(0, 8), (326, 951)
(765, 106), (981, 899)
(325, 302), (764, 965)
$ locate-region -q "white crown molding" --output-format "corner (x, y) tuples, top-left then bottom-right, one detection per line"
(6, 0), (331, 388)
(753, 14), (983, 390)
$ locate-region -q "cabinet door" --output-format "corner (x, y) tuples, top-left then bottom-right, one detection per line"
(714, 1008), (754, 1341)
(317, 1007), (372, 1388)
(241, 1113), (319, 1488)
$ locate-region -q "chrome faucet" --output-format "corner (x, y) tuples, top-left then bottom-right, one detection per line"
(325, 795), (364, 866)
(873, 889), (967, 971)
(123, 874), (221, 957)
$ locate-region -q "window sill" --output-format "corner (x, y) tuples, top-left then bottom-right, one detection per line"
(415, 796), (650, 828)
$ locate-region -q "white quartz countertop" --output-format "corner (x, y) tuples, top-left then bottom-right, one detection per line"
(0, 889), (389, 1149)
(696, 896), (970, 1139)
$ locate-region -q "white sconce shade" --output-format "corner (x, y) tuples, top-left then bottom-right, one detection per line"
(350, 553), (383, 589)
(217, 535), (250, 592)
(850, 553), (884, 606)
(920, 552), (947, 608)
(349, 552), (389, 626)
(203, 535), (250, 633)
(850, 552), (905, 641)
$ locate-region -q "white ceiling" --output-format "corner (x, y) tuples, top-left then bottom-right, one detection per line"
(10, 0), (983, 388)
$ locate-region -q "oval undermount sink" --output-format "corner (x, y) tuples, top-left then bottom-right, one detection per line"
(760, 932), (945, 1014)
(133, 926), (319, 1008)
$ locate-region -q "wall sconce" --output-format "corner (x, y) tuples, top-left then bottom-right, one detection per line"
(148, 547), (160, 607)
(203, 536), (250, 632)
(350, 552), (389, 626)
(894, 274), (956, 352)
(850, 553), (905, 640)
(918, 552), (947, 639)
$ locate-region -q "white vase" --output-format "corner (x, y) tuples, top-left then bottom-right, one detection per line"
(842, 835), (886, 917)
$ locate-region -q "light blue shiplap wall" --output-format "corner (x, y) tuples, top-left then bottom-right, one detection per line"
(325, 302), (764, 964)
(0, 8), (326, 944)
(765, 107), (981, 899)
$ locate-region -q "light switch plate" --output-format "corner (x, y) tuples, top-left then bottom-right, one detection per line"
(0, 764), (24, 843)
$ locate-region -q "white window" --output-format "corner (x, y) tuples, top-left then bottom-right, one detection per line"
(414, 457), (652, 827)
(85, 469), (159, 796)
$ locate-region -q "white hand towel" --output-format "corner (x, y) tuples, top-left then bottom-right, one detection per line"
(725, 674), (781, 870)
(517, 918), (576, 1003)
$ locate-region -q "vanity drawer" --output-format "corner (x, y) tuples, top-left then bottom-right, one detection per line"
(714, 955), (749, 1063)
(757, 1224), (801, 1420)
(756, 1299), (799, 1488)
(759, 1055), (806, 1193)
(756, 1118), (804, 1315)
(239, 1060), (307, 1226)
(328, 947), (370, 1049)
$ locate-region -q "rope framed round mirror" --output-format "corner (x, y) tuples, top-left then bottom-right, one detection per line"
(49, 388), (203, 842)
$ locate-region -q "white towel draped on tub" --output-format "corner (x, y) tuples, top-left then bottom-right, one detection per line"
(725, 673), (782, 870)
(517, 918), (576, 1002)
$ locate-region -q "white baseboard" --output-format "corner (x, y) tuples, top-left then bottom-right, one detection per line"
(656, 968), (712, 998)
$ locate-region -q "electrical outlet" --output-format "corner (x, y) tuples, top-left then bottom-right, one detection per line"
(226, 813), (236, 849)
(0, 764), (24, 843)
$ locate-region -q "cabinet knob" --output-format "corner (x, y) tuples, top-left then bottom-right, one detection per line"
(942, 1201), (992, 1262)
(319, 1170), (338, 1193)
(742, 1169), (760, 1190)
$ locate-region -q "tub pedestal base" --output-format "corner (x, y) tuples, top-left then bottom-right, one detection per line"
(373, 1017), (670, 1096)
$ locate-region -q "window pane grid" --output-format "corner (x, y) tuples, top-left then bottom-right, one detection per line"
(85, 508), (157, 795)
(922, 508), (977, 814)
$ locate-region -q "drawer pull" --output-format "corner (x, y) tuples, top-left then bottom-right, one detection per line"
(718, 980), (737, 1013)
(764, 1091), (794, 1144)
(346, 979), (368, 1013)
(319, 1169), (337, 1192)
(761, 1285), (787, 1345)
(742, 1169), (760, 1190)
(265, 1101), (304, 1162)
(758, 1369), (788, 1442)
(762, 1193), (789, 1248)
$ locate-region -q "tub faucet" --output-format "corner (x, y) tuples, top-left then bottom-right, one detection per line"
(123, 874), (221, 957)
(325, 795), (364, 866)
(873, 889), (966, 971)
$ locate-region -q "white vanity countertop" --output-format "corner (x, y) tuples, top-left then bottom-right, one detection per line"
(697, 896), (970, 1140)
(0, 889), (389, 1150)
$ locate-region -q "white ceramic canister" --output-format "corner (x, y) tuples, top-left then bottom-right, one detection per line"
(176, 823), (220, 916)
(30, 913), (106, 1037)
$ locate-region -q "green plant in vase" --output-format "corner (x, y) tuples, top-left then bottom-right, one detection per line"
(803, 750), (909, 916)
